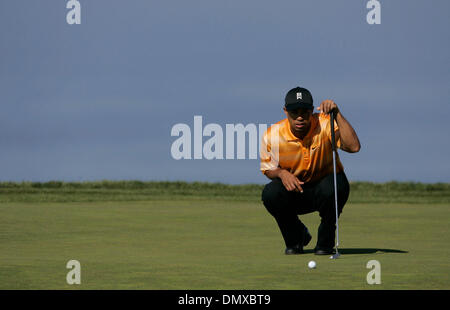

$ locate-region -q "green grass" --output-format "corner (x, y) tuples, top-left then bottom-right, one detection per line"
(0, 181), (449, 289)
(0, 180), (449, 204)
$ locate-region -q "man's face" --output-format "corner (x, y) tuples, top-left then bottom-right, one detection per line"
(284, 107), (313, 136)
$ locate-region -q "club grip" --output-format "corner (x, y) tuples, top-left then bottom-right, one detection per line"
(330, 111), (336, 151)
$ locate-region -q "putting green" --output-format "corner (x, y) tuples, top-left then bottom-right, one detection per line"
(0, 199), (448, 289)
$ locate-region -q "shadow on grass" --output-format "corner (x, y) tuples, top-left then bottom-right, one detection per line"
(304, 248), (408, 254)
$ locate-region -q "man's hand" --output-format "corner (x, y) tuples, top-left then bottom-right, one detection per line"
(279, 170), (304, 193)
(317, 99), (339, 116)
(317, 99), (361, 153)
(264, 169), (304, 192)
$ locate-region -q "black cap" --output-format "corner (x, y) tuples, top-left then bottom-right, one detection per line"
(284, 87), (313, 111)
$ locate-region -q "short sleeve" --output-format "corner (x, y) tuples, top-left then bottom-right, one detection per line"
(260, 127), (279, 174)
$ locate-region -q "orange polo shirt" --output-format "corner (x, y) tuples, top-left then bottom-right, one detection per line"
(260, 113), (343, 183)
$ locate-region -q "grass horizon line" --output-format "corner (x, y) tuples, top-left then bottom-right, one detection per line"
(0, 179), (449, 204)
(0, 179), (448, 188)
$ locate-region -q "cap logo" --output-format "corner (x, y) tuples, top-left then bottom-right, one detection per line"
(296, 92), (302, 100)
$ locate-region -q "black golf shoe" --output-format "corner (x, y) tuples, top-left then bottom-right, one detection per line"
(284, 227), (312, 255)
(285, 244), (304, 255)
(314, 248), (335, 255)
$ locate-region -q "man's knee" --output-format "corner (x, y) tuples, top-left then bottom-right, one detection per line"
(262, 179), (282, 203)
(261, 179), (287, 213)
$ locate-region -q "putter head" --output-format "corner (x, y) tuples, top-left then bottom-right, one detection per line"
(330, 252), (341, 259)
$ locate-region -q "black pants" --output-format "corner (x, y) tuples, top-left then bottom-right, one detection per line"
(261, 172), (350, 250)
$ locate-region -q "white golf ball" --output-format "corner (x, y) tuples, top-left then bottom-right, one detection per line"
(308, 261), (316, 269)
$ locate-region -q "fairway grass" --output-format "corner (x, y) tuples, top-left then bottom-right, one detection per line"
(1, 199), (449, 289)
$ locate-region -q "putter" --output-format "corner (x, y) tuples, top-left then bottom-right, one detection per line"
(330, 111), (341, 259)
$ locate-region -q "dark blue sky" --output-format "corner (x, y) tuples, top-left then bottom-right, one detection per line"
(1, 0), (449, 184)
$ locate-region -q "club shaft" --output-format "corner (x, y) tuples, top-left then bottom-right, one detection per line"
(332, 150), (339, 248)
(330, 112), (339, 252)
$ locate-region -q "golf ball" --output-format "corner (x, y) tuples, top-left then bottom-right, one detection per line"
(308, 261), (316, 269)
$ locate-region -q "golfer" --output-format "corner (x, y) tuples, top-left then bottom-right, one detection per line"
(260, 87), (361, 255)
